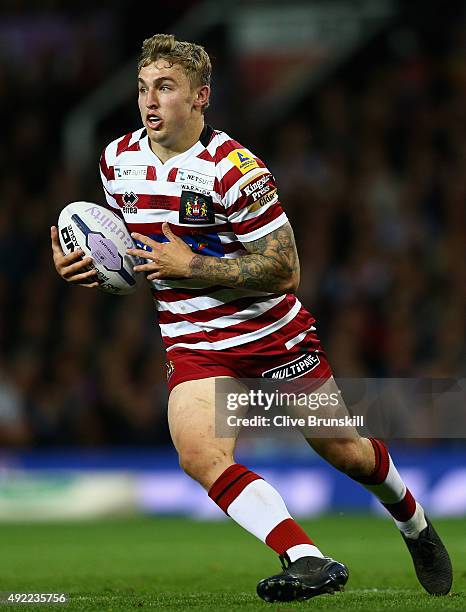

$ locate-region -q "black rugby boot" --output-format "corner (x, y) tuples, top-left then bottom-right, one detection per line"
(257, 554), (348, 603)
(401, 516), (452, 595)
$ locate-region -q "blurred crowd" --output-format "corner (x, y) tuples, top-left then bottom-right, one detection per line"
(0, 4), (464, 447)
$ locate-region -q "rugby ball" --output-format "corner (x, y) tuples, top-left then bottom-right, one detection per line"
(58, 201), (141, 295)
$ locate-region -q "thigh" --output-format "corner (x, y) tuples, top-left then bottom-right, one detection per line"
(166, 348), (239, 394)
(168, 376), (246, 459)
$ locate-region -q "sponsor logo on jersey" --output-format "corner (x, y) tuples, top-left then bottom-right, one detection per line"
(176, 168), (215, 190)
(261, 352), (320, 380)
(177, 184), (212, 196)
(147, 195), (173, 209)
(227, 149), (259, 174)
(240, 171), (278, 211)
(250, 189), (278, 212)
(241, 172), (271, 199)
(114, 165), (147, 180)
(122, 191), (138, 214)
(179, 191), (215, 224)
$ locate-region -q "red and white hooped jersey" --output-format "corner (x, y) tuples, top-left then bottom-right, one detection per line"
(100, 124), (307, 352)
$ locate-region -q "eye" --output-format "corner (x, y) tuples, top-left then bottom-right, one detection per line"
(160, 85), (171, 92)
(139, 87), (147, 94)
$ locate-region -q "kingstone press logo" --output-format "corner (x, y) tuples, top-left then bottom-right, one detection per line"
(241, 173), (272, 201)
(241, 173), (278, 212)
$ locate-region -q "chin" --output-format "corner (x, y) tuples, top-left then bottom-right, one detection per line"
(147, 131), (162, 144)
(147, 126), (166, 140)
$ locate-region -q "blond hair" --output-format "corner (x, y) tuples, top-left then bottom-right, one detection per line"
(138, 34), (211, 110)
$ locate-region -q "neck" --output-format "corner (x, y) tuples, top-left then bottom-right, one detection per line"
(149, 118), (205, 163)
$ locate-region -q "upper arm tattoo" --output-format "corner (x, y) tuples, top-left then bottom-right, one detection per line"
(189, 222), (300, 293)
(244, 222), (298, 267)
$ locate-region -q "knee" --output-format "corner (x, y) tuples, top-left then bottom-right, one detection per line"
(178, 446), (232, 487)
(321, 438), (369, 477)
(178, 447), (205, 479)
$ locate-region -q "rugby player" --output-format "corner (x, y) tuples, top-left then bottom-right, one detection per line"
(51, 34), (452, 602)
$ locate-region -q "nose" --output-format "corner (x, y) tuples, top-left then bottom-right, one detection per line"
(146, 87), (159, 109)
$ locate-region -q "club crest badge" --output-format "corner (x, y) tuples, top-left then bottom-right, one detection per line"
(179, 191), (215, 224)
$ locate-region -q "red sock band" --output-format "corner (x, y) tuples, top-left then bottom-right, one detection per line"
(265, 518), (314, 555)
(356, 437), (390, 485)
(383, 488), (417, 521)
(208, 463), (262, 514)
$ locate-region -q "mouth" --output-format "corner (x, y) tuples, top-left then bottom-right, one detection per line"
(146, 114), (162, 130)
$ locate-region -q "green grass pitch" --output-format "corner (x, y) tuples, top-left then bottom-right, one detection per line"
(0, 515), (464, 610)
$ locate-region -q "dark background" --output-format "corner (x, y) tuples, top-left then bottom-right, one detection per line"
(0, 0), (464, 448)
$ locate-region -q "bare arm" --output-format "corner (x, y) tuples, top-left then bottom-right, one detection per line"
(129, 222), (300, 294)
(189, 222), (300, 294)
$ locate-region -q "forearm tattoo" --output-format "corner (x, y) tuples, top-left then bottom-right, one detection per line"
(189, 222), (300, 293)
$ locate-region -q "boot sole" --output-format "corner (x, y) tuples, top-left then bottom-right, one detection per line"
(257, 565), (348, 602)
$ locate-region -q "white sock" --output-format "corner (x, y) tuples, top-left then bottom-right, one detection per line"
(395, 502), (428, 539)
(286, 544), (324, 561)
(355, 439), (426, 538)
(209, 466), (324, 560)
(228, 480), (324, 559)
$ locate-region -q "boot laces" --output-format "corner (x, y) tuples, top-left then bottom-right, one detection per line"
(279, 554), (290, 571)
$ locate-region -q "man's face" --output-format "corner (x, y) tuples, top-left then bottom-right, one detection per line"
(138, 61), (199, 150)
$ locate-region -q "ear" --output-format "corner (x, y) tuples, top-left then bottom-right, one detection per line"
(193, 85), (210, 111)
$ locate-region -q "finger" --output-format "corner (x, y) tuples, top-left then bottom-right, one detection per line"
(51, 227), (84, 262)
(76, 281), (100, 288)
(54, 246), (86, 266)
(162, 222), (177, 242)
(69, 269), (100, 284)
(146, 272), (163, 281)
(60, 248), (86, 265)
(61, 257), (94, 278)
(127, 247), (157, 260)
(50, 226), (65, 256)
(130, 232), (158, 251)
(133, 261), (160, 273)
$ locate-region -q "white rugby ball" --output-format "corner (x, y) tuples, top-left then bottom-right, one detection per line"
(58, 201), (140, 295)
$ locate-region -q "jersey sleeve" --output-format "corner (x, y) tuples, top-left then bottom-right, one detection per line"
(220, 150), (288, 243)
(99, 148), (124, 219)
